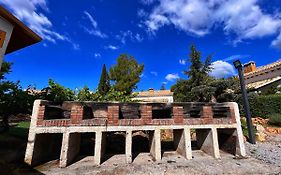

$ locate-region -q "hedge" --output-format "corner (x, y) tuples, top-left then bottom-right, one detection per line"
(237, 94), (281, 118)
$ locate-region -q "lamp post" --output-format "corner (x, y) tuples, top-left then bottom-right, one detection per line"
(233, 60), (256, 144)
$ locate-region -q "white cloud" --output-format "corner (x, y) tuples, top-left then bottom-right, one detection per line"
(94, 53), (101, 58)
(223, 54), (250, 61)
(165, 73), (179, 81)
(271, 33), (281, 49)
(209, 60), (236, 78)
(150, 71), (158, 76)
(139, 0), (156, 5)
(0, 0), (68, 43)
(83, 11), (107, 38)
(179, 59), (186, 65)
(72, 43), (80, 50)
(143, 0), (281, 46)
(116, 30), (143, 44)
(105, 45), (119, 50)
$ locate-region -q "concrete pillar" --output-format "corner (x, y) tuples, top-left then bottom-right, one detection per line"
(173, 128), (192, 159)
(125, 130), (132, 163)
(59, 132), (81, 167)
(196, 128), (220, 158)
(0, 17), (14, 71)
(25, 100), (45, 165)
(149, 129), (161, 161)
(94, 131), (106, 165)
(227, 102), (246, 157)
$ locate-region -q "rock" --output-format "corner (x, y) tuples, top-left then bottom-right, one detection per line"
(256, 124), (265, 133)
(256, 132), (266, 142)
(266, 127), (281, 134)
(252, 117), (268, 125)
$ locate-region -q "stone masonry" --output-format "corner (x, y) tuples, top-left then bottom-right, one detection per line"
(25, 100), (246, 167)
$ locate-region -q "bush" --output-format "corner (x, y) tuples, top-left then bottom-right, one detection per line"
(236, 94), (281, 118)
(268, 113), (281, 127)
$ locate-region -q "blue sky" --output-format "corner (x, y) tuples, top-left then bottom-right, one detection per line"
(1, 0), (281, 91)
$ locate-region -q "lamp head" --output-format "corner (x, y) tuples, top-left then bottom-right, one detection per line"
(233, 60), (242, 69)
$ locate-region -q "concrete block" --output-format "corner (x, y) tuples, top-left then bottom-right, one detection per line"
(149, 129), (161, 161)
(125, 130), (132, 163)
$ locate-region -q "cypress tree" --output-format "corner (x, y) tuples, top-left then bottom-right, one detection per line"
(98, 64), (110, 95)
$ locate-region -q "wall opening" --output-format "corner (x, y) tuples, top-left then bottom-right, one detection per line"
(152, 104), (172, 119)
(182, 103), (204, 118)
(217, 128), (237, 155)
(190, 129), (213, 155)
(103, 132), (126, 162)
(132, 131), (149, 161)
(212, 106), (229, 118)
(32, 133), (63, 165)
(119, 104), (141, 119)
(160, 129), (185, 158)
(82, 106), (94, 120)
(44, 105), (65, 120)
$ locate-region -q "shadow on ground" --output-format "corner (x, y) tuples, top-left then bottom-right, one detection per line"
(0, 122), (44, 175)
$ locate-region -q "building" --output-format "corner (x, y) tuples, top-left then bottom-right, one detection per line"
(134, 88), (174, 102)
(244, 60), (281, 92)
(0, 5), (41, 70)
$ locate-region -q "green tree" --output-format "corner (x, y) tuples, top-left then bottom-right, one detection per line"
(40, 79), (75, 104)
(109, 54), (144, 94)
(0, 61), (12, 80)
(0, 62), (34, 130)
(184, 45), (212, 87)
(172, 45), (213, 102)
(77, 86), (94, 101)
(97, 64), (110, 96)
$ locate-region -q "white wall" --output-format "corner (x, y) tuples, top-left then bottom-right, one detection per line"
(0, 16), (14, 70)
(133, 96), (174, 103)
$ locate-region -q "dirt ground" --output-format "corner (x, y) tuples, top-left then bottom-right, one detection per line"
(1, 128), (281, 175)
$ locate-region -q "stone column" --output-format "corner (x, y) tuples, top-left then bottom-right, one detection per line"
(149, 129), (161, 161)
(125, 130), (132, 163)
(94, 131), (106, 165)
(59, 132), (81, 167)
(25, 100), (49, 165)
(227, 102), (246, 157)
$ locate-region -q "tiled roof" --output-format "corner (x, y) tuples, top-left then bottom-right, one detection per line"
(245, 59), (281, 77)
(247, 76), (281, 89)
(135, 90), (173, 97)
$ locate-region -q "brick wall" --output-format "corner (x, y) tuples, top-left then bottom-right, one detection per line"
(35, 102), (237, 127)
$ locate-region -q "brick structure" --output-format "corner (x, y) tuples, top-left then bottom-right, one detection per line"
(25, 100), (246, 167)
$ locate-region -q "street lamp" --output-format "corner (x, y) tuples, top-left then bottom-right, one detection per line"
(233, 60), (256, 144)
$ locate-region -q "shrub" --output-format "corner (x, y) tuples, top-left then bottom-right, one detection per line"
(236, 94), (281, 118)
(268, 113), (281, 127)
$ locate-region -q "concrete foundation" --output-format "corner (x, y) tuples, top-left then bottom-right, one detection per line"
(25, 100), (246, 167)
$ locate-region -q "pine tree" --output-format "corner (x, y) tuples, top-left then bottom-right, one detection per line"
(184, 45), (212, 87)
(98, 64), (111, 96)
(172, 44), (214, 102)
(110, 54), (144, 94)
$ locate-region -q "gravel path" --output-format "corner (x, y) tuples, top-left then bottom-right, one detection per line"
(246, 134), (281, 167)
(37, 140), (281, 175)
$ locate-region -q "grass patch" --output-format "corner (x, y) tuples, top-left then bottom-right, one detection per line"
(8, 121), (30, 139)
(268, 113), (281, 127)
